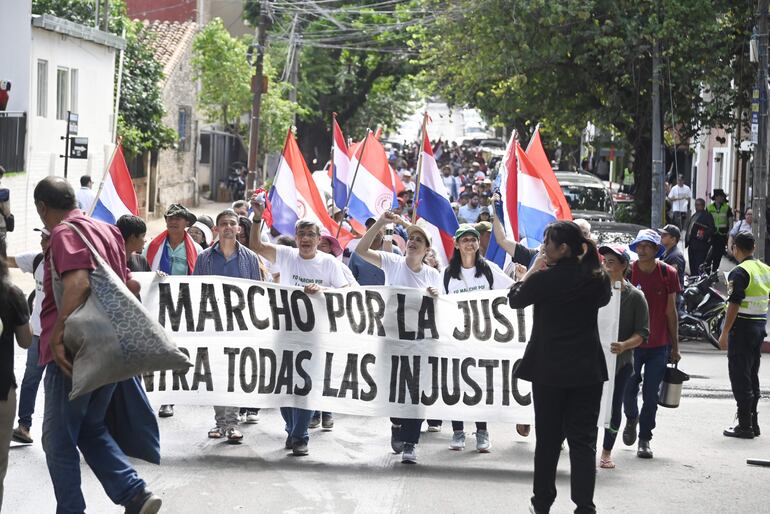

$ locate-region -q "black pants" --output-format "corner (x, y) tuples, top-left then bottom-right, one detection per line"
(728, 318), (764, 423)
(390, 417), (423, 444)
(451, 420), (487, 431)
(709, 234), (727, 273)
(688, 243), (709, 276)
(531, 382), (603, 514)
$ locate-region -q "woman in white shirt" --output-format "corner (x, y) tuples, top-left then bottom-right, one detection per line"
(442, 224), (513, 452)
(356, 211), (442, 465)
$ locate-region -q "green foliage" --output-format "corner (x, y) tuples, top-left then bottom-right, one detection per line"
(192, 18), (303, 154)
(119, 21), (176, 156)
(414, 0), (753, 212)
(31, 0), (95, 24)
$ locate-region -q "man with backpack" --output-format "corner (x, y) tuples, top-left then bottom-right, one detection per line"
(623, 229), (682, 459)
(5, 227), (49, 444)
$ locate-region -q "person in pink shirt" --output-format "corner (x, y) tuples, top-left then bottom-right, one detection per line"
(35, 177), (161, 514)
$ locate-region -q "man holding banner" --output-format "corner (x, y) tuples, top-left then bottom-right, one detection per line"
(356, 211), (442, 464)
(249, 200), (349, 457)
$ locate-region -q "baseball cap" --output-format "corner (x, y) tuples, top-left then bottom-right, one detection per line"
(657, 224), (681, 240)
(406, 221), (432, 246)
(475, 221), (492, 233)
(454, 223), (480, 241)
(629, 229), (665, 257)
(598, 244), (630, 263)
(34, 227), (51, 237)
(164, 203), (196, 224)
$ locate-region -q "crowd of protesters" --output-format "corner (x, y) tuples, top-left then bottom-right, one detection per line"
(0, 161), (765, 514)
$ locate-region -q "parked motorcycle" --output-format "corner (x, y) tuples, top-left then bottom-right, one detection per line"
(227, 164), (246, 202)
(679, 270), (726, 349)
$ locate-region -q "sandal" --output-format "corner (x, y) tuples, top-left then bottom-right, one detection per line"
(225, 427), (243, 443)
(208, 427), (225, 439)
(599, 458), (615, 469)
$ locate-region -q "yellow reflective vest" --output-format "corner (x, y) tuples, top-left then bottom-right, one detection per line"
(736, 258), (770, 319)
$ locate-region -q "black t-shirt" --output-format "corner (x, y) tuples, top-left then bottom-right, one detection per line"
(1, 283), (31, 400)
(128, 253), (151, 273)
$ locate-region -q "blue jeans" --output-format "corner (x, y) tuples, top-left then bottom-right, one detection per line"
(17, 336), (45, 429)
(281, 407), (314, 444)
(603, 363), (633, 451)
(42, 363), (145, 514)
(623, 346), (670, 441)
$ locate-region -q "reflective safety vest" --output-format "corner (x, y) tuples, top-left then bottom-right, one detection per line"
(707, 202), (730, 234)
(736, 258), (770, 319)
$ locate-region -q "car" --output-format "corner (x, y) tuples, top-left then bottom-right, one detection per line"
(555, 171), (615, 222)
(590, 221), (646, 246)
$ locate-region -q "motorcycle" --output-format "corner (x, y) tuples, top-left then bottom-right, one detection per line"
(227, 164), (246, 202)
(679, 270), (726, 349)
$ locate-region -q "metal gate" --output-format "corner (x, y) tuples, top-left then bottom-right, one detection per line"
(0, 112), (26, 172)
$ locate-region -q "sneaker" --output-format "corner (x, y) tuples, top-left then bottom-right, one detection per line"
(292, 440), (309, 456)
(308, 416), (321, 429)
(637, 439), (653, 459)
(285, 436), (292, 450)
(124, 490), (162, 514)
(12, 425), (33, 444)
(723, 424), (755, 439)
(391, 425), (404, 454)
(449, 430), (466, 450)
(158, 405), (174, 418)
(321, 413), (334, 429)
(225, 427), (243, 443)
(622, 417), (638, 446)
(475, 430), (491, 453)
(208, 427), (225, 439)
(401, 443), (417, 464)
(244, 411), (259, 424)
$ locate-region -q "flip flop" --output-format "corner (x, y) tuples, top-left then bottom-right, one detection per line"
(599, 458), (615, 469)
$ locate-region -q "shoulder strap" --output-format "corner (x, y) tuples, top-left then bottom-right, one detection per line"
(482, 263), (494, 289)
(443, 268), (451, 294)
(657, 261), (668, 280)
(32, 252), (44, 273)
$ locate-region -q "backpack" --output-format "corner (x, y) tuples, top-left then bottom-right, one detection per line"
(26, 253), (44, 312)
(443, 263), (494, 293)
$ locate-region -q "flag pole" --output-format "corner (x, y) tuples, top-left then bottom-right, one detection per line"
(336, 128), (371, 239)
(330, 113), (338, 209)
(411, 112), (429, 223)
(87, 138), (122, 216)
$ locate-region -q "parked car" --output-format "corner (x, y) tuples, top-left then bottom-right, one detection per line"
(590, 221), (646, 247)
(555, 171), (615, 222)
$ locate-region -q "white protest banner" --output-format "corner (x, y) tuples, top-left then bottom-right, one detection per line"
(135, 274), (619, 424)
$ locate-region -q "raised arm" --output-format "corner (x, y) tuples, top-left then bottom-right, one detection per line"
(355, 213), (390, 268)
(491, 195), (519, 256)
(248, 196), (277, 263)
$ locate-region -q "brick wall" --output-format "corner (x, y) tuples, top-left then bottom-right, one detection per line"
(126, 0), (197, 23)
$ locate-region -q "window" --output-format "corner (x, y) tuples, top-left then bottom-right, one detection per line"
(177, 106), (191, 151)
(56, 67), (69, 120)
(70, 69), (78, 114)
(36, 60), (48, 117)
(199, 133), (211, 164)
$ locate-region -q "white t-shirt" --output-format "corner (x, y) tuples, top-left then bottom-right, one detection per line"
(274, 245), (348, 288)
(379, 251), (442, 289)
(668, 184), (692, 212)
(15, 251), (44, 335)
(444, 261), (513, 294)
(76, 187), (97, 212)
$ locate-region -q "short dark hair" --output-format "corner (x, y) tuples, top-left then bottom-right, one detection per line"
(116, 215), (147, 240)
(232, 200), (247, 210)
(34, 177), (77, 210)
(80, 175), (92, 187)
(216, 209), (239, 225)
(276, 235), (296, 247)
(734, 232), (755, 252)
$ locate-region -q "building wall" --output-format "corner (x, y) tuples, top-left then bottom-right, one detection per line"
(126, 0), (197, 23)
(155, 41), (198, 212)
(0, 1), (32, 112)
(2, 25), (116, 253)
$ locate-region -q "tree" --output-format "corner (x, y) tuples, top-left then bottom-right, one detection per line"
(191, 17), (303, 154)
(414, 0), (753, 221)
(244, 0), (420, 164)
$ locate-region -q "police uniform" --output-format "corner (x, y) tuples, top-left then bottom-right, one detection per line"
(707, 201), (732, 272)
(725, 256), (770, 437)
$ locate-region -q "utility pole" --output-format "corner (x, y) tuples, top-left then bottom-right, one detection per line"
(102, 0), (110, 31)
(650, 39), (665, 228)
(754, 0), (769, 261)
(246, 0), (271, 192)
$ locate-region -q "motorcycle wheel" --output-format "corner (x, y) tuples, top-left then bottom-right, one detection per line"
(706, 312), (725, 350)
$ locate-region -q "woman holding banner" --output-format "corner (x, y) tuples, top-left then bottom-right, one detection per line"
(507, 220), (611, 514)
(442, 223), (513, 452)
(356, 211), (442, 465)
(596, 245), (649, 469)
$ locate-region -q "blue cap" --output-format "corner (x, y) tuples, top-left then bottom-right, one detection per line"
(629, 229), (665, 258)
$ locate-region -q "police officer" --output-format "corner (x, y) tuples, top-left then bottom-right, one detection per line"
(718, 232), (769, 439)
(706, 189), (733, 273)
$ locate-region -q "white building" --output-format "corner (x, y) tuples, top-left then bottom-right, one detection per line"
(0, 0), (124, 252)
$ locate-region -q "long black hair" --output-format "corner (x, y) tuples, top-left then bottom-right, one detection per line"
(543, 220), (604, 277)
(446, 244), (492, 281)
(0, 237), (9, 301)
